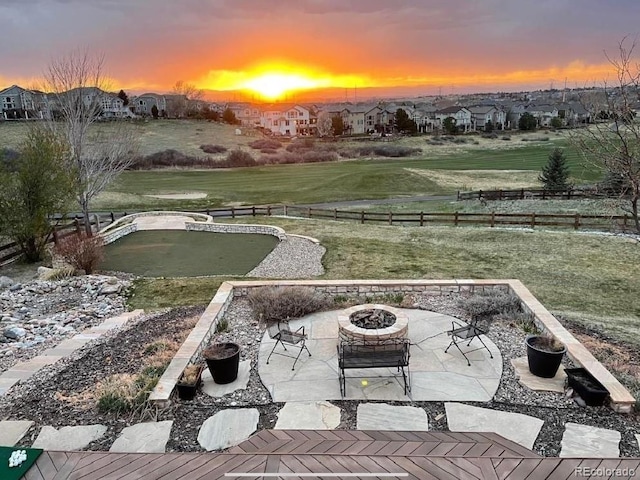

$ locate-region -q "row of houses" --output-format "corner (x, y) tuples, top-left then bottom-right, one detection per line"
(2, 83), (594, 136)
(0, 85), (202, 121)
(223, 100), (592, 136)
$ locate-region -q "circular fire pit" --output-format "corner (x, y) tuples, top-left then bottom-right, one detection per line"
(338, 304), (408, 343)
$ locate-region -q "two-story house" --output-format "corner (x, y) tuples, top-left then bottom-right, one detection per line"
(0, 85), (51, 120)
(132, 93), (167, 116)
(468, 105), (506, 130)
(435, 106), (472, 132)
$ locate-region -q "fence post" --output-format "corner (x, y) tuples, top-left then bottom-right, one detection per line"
(74, 219), (81, 234)
(231, 207), (235, 219)
(52, 229), (58, 245)
(252, 206), (256, 217)
(499, 189), (503, 200)
(308, 207), (311, 219)
(531, 213), (536, 229)
(110, 212), (115, 223)
(419, 211), (424, 227)
(623, 215), (628, 232)
(574, 213), (580, 230)
(284, 205), (288, 217)
(333, 209), (337, 220)
(267, 205), (271, 216)
(478, 190), (483, 200)
(542, 190), (546, 200)
(520, 188), (524, 199)
(388, 212), (393, 225)
(454, 211), (459, 226)
(360, 211), (365, 224)
(491, 212), (495, 228)
(567, 189), (572, 200)
(457, 191), (460, 201)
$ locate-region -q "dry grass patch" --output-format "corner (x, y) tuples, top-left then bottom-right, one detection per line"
(405, 168), (540, 191)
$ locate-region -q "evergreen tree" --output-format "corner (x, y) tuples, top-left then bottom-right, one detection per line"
(442, 116), (457, 134)
(539, 148), (570, 190)
(117, 89), (129, 106)
(222, 108), (237, 125)
(518, 112), (537, 130)
(395, 108), (417, 134)
(331, 115), (345, 136)
(151, 104), (159, 119)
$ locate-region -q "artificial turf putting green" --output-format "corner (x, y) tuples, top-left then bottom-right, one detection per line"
(101, 230), (279, 277)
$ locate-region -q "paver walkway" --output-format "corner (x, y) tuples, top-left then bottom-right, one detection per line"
(258, 309), (502, 402)
(133, 215), (194, 230)
(275, 401), (341, 430)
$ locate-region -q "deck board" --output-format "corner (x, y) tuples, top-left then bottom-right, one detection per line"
(21, 429), (640, 480)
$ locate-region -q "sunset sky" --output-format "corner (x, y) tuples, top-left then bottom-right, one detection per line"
(1, 0), (638, 100)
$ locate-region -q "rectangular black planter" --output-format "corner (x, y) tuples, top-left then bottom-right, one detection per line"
(565, 367), (609, 406)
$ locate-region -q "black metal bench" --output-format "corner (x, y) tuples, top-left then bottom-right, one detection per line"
(337, 339), (411, 397)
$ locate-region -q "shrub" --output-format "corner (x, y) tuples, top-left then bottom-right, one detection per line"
(53, 233), (104, 274)
(301, 151), (339, 163)
(501, 136), (511, 141)
(40, 266), (76, 281)
(248, 139), (282, 150)
(260, 148), (278, 154)
(457, 290), (521, 320)
(222, 149), (256, 167)
(286, 138), (315, 152)
(248, 286), (330, 324)
(482, 133), (498, 139)
(355, 145), (421, 158)
(130, 149), (218, 169)
(199, 144), (227, 154)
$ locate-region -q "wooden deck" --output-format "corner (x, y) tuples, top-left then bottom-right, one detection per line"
(23, 430), (640, 479)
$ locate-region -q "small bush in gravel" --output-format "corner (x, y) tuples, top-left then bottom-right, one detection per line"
(501, 136), (511, 141)
(248, 139), (282, 150)
(248, 286), (330, 324)
(199, 144), (227, 154)
(458, 290), (521, 320)
(54, 233), (104, 274)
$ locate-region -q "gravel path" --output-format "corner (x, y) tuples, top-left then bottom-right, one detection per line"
(247, 236), (325, 278)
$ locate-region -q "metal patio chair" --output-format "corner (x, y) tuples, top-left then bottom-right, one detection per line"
(266, 319), (311, 370)
(444, 316), (493, 366)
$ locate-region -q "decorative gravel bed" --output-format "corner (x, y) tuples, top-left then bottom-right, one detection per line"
(0, 294), (638, 457)
(247, 236), (325, 278)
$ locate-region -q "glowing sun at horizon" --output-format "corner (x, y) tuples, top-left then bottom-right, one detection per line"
(240, 72), (329, 100)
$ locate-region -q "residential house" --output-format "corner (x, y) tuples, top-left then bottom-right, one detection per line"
(557, 102), (591, 125)
(225, 102), (261, 126)
(0, 85), (50, 120)
(526, 104), (559, 127)
(131, 93), (167, 117)
(50, 87), (134, 119)
(364, 105), (396, 134)
(435, 106), (472, 132)
(259, 104), (313, 136)
(468, 105), (506, 130)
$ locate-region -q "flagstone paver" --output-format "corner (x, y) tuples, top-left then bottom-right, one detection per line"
(636, 434), (640, 451)
(202, 361), (251, 397)
(197, 408), (259, 451)
(275, 401), (341, 430)
(511, 356), (566, 393)
(560, 423), (621, 458)
(0, 420), (34, 446)
(357, 403), (429, 431)
(32, 424), (107, 451)
(445, 402), (543, 450)
(109, 421), (173, 453)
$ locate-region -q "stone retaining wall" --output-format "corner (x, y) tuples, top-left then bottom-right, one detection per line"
(101, 223), (137, 245)
(149, 279), (635, 413)
(186, 222), (286, 240)
(100, 211), (213, 235)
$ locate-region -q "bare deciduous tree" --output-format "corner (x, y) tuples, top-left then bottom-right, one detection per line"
(168, 80), (204, 117)
(316, 111), (333, 137)
(573, 37), (640, 233)
(44, 50), (138, 235)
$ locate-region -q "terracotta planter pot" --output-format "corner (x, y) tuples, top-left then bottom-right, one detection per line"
(204, 342), (240, 384)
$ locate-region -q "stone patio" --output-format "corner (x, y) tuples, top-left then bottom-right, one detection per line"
(258, 308), (502, 402)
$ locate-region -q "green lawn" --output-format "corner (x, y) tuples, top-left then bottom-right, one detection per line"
(102, 230), (278, 277)
(129, 217), (640, 347)
(96, 143), (600, 210)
